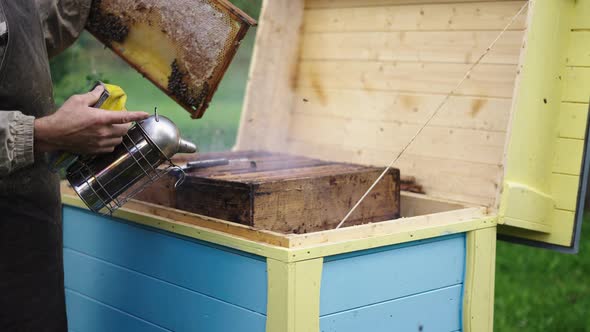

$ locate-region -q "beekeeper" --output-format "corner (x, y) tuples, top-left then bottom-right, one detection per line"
(0, 1), (148, 330)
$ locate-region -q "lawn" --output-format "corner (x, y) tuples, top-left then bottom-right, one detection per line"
(495, 219), (590, 331)
(50, 9), (590, 331)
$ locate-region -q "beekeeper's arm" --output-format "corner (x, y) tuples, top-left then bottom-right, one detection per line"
(0, 0), (93, 176)
(0, 112), (35, 176)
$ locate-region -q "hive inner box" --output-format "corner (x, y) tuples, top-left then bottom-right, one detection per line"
(136, 151), (401, 233)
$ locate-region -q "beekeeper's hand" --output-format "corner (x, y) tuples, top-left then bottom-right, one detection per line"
(34, 85), (149, 154)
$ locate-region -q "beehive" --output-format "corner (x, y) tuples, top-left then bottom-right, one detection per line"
(236, 0), (589, 251)
(62, 1), (590, 331)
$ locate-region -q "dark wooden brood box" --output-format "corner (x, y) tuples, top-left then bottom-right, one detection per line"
(136, 151), (400, 233)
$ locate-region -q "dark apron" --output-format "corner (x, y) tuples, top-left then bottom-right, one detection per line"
(0, 0), (66, 331)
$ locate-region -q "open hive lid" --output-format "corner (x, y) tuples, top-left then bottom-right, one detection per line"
(234, 0), (590, 252)
(86, 0), (256, 118)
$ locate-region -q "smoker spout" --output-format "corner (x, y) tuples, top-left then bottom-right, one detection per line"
(178, 138), (197, 154)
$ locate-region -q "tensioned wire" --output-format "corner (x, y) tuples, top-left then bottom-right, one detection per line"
(336, 1), (531, 229)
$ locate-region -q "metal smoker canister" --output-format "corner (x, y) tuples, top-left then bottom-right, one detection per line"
(66, 113), (196, 214)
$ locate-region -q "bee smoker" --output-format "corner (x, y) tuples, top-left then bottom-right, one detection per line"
(66, 110), (197, 215)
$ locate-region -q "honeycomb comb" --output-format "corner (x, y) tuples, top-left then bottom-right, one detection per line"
(86, 0), (256, 118)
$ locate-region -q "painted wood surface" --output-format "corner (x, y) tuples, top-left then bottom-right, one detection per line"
(63, 206), (267, 332)
(64, 207), (267, 313)
(463, 228), (496, 332)
(64, 249), (265, 332)
(319, 285), (463, 332)
(266, 258), (323, 332)
(498, 0), (589, 250)
(66, 290), (171, 332)
(320, 234), (465, 321)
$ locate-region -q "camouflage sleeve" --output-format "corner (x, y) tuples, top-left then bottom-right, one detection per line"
(0, 111), (35, 176)
(35, 0), (92, 58)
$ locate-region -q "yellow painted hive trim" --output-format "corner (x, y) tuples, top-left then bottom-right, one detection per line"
(463, 227), (496, 332)
(498, 0), (590, 248)
(63, 190), (497, 262)
(266, 258), (323, 332)
(287, 211), (497, 261)
(62, 183), (496, 262)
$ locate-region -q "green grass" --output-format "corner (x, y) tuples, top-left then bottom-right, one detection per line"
(495, 217), (590, 331)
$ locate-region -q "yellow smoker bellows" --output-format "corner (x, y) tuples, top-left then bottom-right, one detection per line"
(86, 0), (256, 118)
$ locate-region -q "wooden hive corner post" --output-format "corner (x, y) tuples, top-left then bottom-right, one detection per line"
(266, 257), (323, 332)
(463, 227), (496, 332)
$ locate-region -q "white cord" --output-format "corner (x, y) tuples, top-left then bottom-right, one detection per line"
(335, 1), (529, 229)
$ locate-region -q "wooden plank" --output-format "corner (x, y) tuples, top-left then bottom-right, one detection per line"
(303, 1), (527, 32)
(551, 173), (579, 211)
(499, 0), (571, 215)
(463, 228), (496, 332)
(175, 177), (254, 225)
(252, 168), (399, 233)
(208, 164), (367, 181)
(559, 102), (589, 139)
(266, 259), (295, 332)
(306, 0), (519, 9)
(499, 181), (554, 233)
(567, 31), (590, 67)
(297, 60), (518, 98)
(66, 290), (170, 332)
(266, 258), (322, 332)
(553, 138), (584, 176)
(319, 285), (463, 332)
(133, 176), (177, 208)
(235, 0), (304, 151)
(287, 140), (501, 206)
(499, 208), (576, 248)
(64, 249), (267, 332)
(300, 30), (524, 65)
(562, 66), (590, 103)
(123, 199), (292, 248)
(288, 207), (487, 249)
(401, 192), (468, 217)
(294, 88), (513, 132)
(572, 0), (590, 30)
(320, 234), (464, 315)
(288, 113), (506, 164)
(294, 259), (323, 332)
(63, 207), (269, 314)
